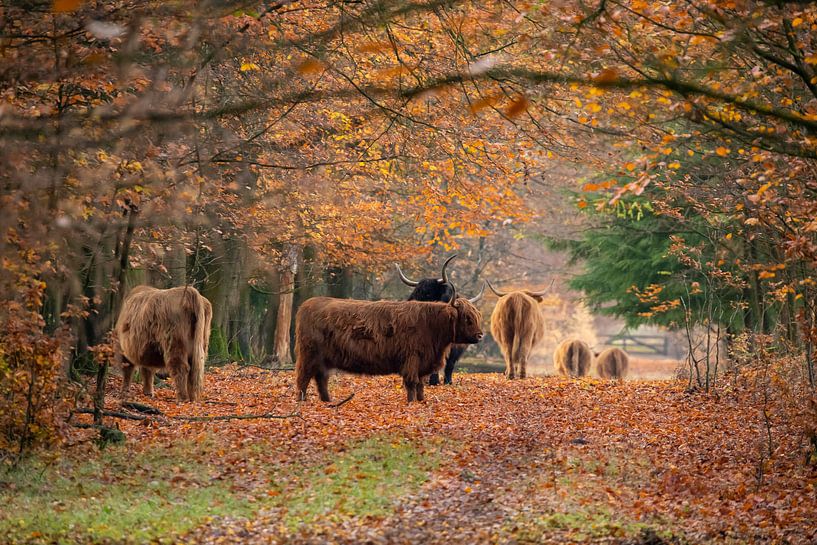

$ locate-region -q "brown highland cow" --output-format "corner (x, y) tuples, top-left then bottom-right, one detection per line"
(595, 347), (629, 379)
(553, 339), (593, 377)
(487, 281), (548, 379)
(115, 285), (212, 402)
(294, 291), (483, 403)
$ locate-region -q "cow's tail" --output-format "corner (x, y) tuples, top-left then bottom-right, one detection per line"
(510, 304), (527, 370)
(184, 288), (210, 402)
(570, 342), (580, 376)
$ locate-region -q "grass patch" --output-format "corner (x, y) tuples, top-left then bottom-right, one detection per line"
(514, 508), (677, 543)
(0, 439), (257, 545)
(0, 434), (439, 544)
(283, 436), (439, 528)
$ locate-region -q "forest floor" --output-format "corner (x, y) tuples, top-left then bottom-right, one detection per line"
(3, 366), (816, 545)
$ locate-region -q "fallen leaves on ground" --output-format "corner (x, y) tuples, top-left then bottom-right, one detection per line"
(58, 367), (817, 544)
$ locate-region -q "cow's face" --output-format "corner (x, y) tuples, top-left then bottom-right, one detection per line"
(408, 279), (454, 303)
(453, 299), (483, 344)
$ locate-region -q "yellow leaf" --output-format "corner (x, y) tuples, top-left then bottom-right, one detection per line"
(240, 62), (260, 72)
(668, 161), (680, 169)
(758, 271), (776, 279)
(624, 162), (636, 171)
(792, 17), (804, 27)
(725, 233), (732, 240)
(587, 103), (602, 113)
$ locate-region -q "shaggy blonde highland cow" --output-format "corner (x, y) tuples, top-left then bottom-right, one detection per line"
(486, 281), (549, 380)
(115, 285), (212, 402)
(595, 347), (629, 379)
(553, 339), (593, 377)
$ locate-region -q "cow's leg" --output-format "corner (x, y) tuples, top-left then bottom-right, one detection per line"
(443, 356), (456, 385)
(428, 373), (440, 386)
(403, 377), (417, 402)
(518, 340), (530, 379)
(141, 367), (156, 397)
(315, 369), (331, 402)
(415, 380), (425, 402)
(165, 352), (191, 402)
(296, 370), (311, 401)
(121, 359), (135, 396)
(505, 353), (515, 380)
(402, 355), (421, 402)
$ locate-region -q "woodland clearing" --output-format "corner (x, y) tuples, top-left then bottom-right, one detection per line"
(3, 366), (815, 545)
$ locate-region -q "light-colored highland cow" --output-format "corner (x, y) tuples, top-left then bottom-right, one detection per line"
(553, 339), (593, 377)
(115, 285), (212, 402)
(595, 347), (629, 379)
(487, 281), (548, 380)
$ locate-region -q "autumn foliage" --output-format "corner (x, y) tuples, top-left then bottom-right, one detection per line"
(0, 1), (816, 540)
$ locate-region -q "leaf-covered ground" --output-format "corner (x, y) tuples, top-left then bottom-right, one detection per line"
(4, 367), (816, 544)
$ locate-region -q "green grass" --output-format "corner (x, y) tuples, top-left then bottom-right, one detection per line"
(0, 434), (439, 544)
(284, 436), (438, 528)
(513, 508), (677, 543)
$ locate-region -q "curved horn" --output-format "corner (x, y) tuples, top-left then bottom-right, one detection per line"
(440, 254), (457, 284)
(395, 264), (419, 287)
(467, 281), (486, 304)
(485, 279), (507, 297)
(525, 278), (555, 298)
(449, 279), (458, 306)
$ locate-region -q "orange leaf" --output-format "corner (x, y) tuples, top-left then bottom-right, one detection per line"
(297, 59), (325, 75)
(53, 0), (82, 12)
(592, 68), (619, 84)
(505, 95), (529, 118)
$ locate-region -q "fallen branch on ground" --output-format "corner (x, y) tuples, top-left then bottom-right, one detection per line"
(73, 408), (147, 421)
(171, 410), (302, 422)
(329, 393), (355, 408)
(122, 401), (164, 414)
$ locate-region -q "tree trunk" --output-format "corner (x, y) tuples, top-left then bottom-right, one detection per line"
(273, 244), (299, 366)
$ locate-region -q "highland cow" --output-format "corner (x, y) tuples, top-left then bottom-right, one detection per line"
(396, 254), (484, 385)
(115, 285), (212, 402)
(553, 339), (593, 377)
(487, 281), (549, 379)
(595, 347), (629, 379)
(294, 290), (483, 403)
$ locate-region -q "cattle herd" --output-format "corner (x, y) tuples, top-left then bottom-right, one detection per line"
(114, 256), (630, 403)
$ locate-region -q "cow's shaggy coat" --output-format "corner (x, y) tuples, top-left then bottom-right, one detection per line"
(490, 291), (545, 380)
(553, 339), (593, 377)
(295, 297), (483, 402)
(595, 347), (629, 379)
(115, 285), (212, 402)
(397, 255), (483, 385)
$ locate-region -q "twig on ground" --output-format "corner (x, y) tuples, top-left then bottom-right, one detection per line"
(329, 393), (355, 408)
(204, 400), (238, 406)
(122, 401), (164, 414)
(237, 363), (295, 372)
(73, 408), (147, 421)
(171, 410), (302, 422)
